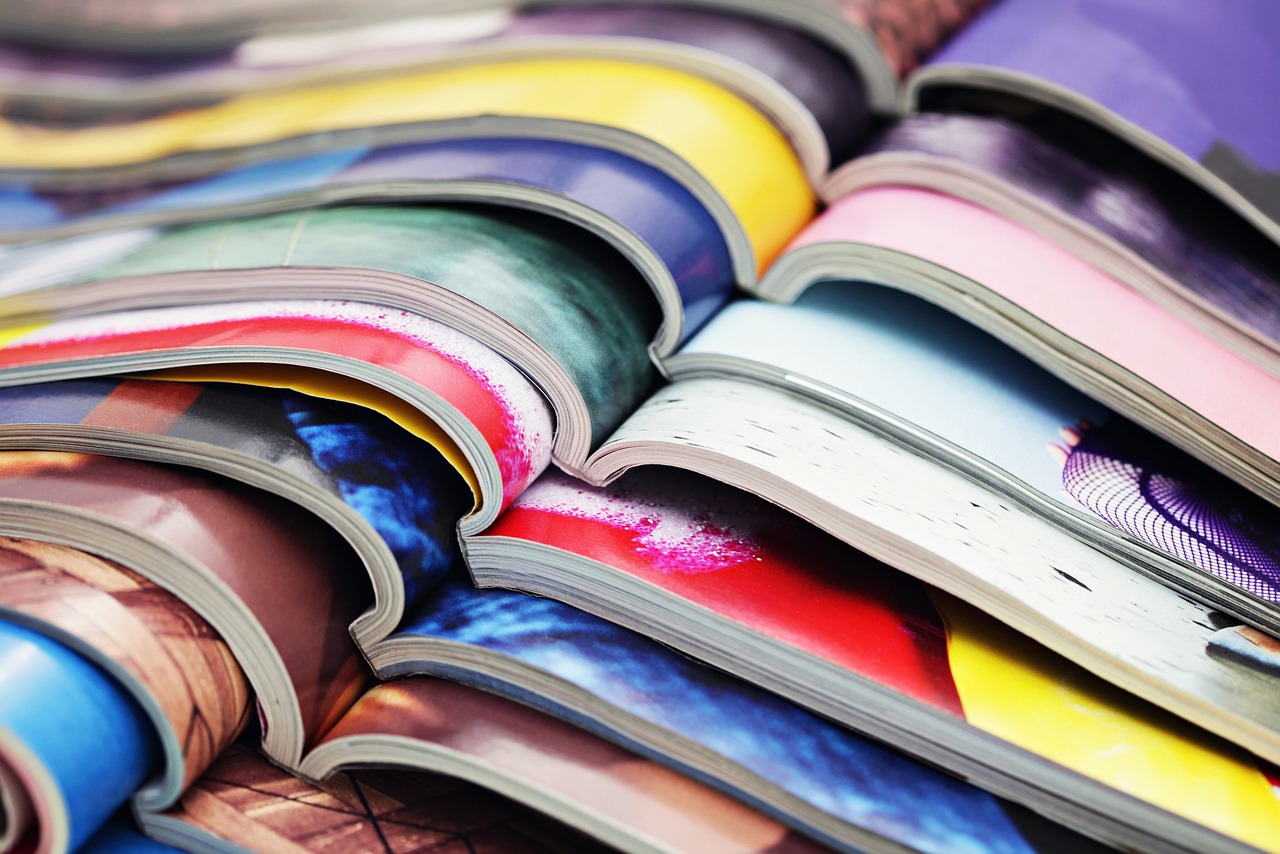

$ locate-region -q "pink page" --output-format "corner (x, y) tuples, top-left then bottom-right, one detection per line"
(789, 186), (1280, 463)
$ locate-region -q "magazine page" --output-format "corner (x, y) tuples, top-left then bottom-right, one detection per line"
(667, 285), (1280, 626)
(0, 137), (740, 351)
(0, 299), (555, 527)
(154, 742), (622, 854)
(0, 376), (475, 649)
(373, 562), (1096, 852)
(0, 450), (371, 769)
(53, 204), (659, 454)
(0, 534), (250, 810)
(760, 186), (1280, 509)
(671, 285), (1109, 500)
(0, 5), (855, 169)
(473, 466), (1280, 851)
(584, 376), (1280, 762)
(0, 618), (158, 854)
(303, 679), (828, 854)
(0, 58), (812, 273)
(907, 0), (1280, 240)
(825, 113), (1280, 375)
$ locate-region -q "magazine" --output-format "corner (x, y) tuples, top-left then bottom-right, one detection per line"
(0, 535), (249, 813)
(756, 185), (1280, 513)
(0, 0), (987, 117)
(821, 112), (1280, 378)
(0, 205), (665, 466)
(0, 298), (556, 537)
(564, 374), (1280, 767)
(0, 450), (371, 770)
(0, 4), (860, 182)
(0, 376), (475, 650)
(152, 743), (624, 854)
(468, 464), (1280, 853)
(0, 56), (812, 275)
(368, 563), (1095, 853)
(906, 0), (1280, 243)
(0, 617), (158, 854)
(665, 284), (1280, 631)
(0, 135), (748, 329)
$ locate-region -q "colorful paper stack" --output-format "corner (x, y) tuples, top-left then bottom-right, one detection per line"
(0, 2), (1277, 853)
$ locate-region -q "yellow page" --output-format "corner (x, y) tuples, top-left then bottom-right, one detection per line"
(0, 59), (813, 271)
(936, 591), (1280, 848)
(140, 364), (479, 499)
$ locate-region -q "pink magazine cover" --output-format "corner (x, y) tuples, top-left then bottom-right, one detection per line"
(764, 185), (1280, 505)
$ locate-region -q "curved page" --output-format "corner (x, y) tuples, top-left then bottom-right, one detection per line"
(0, 618), (157, 854)
(372, 564), (1095, 853)
(907, 0), (1280, 242)
(0, 298), (555, 531)
(0, 137), (737, 353)
(579, 376), (1280, 764)
(666, 286), (1280, 629)
(0, 58), (812, 273)
(300, 680), (828, 854)
(824, 112), (1280, 376)
(471, 466), (1280, 853)
(0, 5), (865, 169)
(16, 204), (660, 457)
(758, 186), (1280, 510)
(0, 376), (473, 651)
(0, 534), (250, 812)
(0, 450), (370, 769)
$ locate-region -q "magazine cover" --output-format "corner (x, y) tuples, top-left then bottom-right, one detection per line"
(159, 743), (617, 854)
(826, 112), (1280, 373)
(760, 185), (1280, 510)
(667, 284), (1280, 618)
(57, 204), (660, 451)
(579, 375), (1280, 765)
(377, 566), (1097, 852)
(302, 680), (832, 854)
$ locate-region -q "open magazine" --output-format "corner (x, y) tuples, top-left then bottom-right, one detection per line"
(468, 464), (1280, 853)
(666, 284), (1280, 632)
(906, 0), (1280, 243)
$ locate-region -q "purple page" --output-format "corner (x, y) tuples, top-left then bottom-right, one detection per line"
(916, 0), (1280, 230)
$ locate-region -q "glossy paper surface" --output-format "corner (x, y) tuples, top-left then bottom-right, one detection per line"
(0, 58), (813, 270)
(923, 0), (1280, 224)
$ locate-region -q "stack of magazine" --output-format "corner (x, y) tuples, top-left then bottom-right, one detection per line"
(0, 1), (1277, 853)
